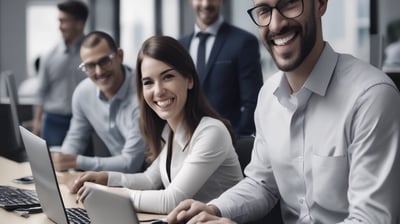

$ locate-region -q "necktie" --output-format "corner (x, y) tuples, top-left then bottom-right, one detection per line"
(196, 32), (210, 79)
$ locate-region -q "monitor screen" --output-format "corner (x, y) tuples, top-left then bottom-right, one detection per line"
(0, 71), (26, 161)
(386, 72), (400, 90)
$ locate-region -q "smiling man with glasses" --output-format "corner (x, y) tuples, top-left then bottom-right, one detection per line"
(50, 31), (146, 174)
(168, 0), (400, 223)
(78, 53), (115, 75)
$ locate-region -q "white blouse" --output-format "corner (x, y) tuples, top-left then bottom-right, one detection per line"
(108, 116), (243, 214)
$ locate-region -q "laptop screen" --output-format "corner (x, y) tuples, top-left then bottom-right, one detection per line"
(0, 71), (25, 161)
(19, 125), (71, 224)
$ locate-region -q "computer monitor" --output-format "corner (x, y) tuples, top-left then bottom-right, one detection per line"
(386, 72), (400, 90)
(0, 71), (26, 162)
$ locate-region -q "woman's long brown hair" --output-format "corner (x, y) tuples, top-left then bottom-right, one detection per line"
(135, 36), (234, 162)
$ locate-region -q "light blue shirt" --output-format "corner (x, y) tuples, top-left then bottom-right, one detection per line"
(37, 38), (86, 114)
(61, 66), (146, 172)
(210, 43), (400, 223)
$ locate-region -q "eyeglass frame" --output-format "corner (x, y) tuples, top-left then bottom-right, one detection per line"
(247, 0), (304, 27)
(78, 53), (116, 74)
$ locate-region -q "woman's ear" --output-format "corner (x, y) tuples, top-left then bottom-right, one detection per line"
(188, 78), (194, 90)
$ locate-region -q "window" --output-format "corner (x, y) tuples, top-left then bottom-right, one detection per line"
(26, 2), (59, 77)
(323, 0), (370, 62)
(119, 0), (155, 69)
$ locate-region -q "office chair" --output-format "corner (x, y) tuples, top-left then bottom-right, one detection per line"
(84, 132), (111, 157)
(235, 135), (255, 173)
(234, 136), (284, 224)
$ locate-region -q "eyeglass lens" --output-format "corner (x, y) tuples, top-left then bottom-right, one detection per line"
(249, 0), (303, 26)
(84, 54), (114, 73)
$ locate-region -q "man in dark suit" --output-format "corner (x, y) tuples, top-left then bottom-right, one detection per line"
(180, 0), (263, 137)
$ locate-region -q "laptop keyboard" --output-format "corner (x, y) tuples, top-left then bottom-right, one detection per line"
(0, 185), (40, 211)
(66, 207), (90, 224)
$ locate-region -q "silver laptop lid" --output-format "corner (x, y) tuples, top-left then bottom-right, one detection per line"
(84, 187), (139, 224)
(19, 126), (70, 224)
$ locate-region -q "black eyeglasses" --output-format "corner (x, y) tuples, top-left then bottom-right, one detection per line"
(78, 53), (115, 74)
(247, 0), (304, 27)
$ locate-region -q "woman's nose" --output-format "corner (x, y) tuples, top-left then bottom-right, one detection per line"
(154, 82), (166, 96)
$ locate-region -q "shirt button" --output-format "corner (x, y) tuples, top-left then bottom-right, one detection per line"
(299, 198), (304, 204)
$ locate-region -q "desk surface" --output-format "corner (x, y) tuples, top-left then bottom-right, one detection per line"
(0, 156), (165, 223)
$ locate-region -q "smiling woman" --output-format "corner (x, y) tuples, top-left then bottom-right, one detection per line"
(71, 36), (243, 214)
(140, 57), (193, 132)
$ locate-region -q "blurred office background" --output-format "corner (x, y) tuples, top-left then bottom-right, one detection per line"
(0, 0), (399, 99)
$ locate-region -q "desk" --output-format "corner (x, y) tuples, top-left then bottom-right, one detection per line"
(0, 157), (165, 223)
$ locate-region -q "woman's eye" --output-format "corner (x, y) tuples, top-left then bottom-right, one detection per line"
(142, 80), (153, 86)
(164, 74), (175, 80)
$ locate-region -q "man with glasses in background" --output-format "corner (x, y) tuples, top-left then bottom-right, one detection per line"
(33, 0), (88, 147)
(168, 0), (400, 223)
(50, 31), (146, 173)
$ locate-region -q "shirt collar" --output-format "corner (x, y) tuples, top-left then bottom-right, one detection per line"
(194, 16), (224, 37)
(97, 66), (131, 102)
(63, 35), (84, 54)
(161, 121), (189, 150)
(274, 42), (338, 97)
(303, 43), (338, 96)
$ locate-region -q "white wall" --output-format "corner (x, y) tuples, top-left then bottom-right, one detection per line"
(0, 0), (30, 95)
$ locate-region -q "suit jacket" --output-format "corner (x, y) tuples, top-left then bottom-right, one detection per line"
(180, 22), (263, 136)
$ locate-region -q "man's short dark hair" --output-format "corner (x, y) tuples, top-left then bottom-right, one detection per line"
(81, 31), (119, 52)
(57, 0), (89, 22)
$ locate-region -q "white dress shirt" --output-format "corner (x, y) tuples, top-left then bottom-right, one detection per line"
(210, 43), (400, 224)
(108, 117), (243, 214)
(189, 16), (223, 65)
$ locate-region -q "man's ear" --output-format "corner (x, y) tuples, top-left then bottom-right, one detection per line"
(117, 48), (124, 62)
(316, 0), (328, 16)
(78, 20), (86, 33)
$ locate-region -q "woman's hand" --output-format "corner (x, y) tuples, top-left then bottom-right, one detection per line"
(70, 171), (108, 194)
(75, 182), (130, 205)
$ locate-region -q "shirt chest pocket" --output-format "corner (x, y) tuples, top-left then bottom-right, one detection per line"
(311, 153), (349, 211)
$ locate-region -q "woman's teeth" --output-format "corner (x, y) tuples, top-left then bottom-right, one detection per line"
(157, 99), (173, 107)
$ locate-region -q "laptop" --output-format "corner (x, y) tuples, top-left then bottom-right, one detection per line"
(83, 187), (140, 224)
(84, 187), (167, 224)
(19, 125), (90, 224)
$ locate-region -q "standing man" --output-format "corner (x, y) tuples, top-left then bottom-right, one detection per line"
(180, 0), (264, 137)
(33, 0), (88, 147)
(168, 0), (400, 223)
(51, 31), (146, 173)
